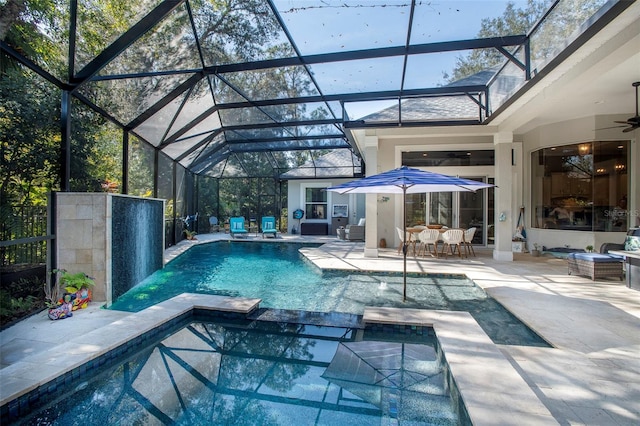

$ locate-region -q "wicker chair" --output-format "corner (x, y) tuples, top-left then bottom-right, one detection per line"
(344, 218), (365, 241)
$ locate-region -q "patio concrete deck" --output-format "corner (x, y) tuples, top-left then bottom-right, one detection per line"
(1, 232), (639, 424)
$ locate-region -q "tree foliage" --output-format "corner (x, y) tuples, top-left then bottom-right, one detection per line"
(446, 0), (607, 83)
(2, 0), (343, 229)
(0, 65), (60, 205)
(446, 0), (550, 83)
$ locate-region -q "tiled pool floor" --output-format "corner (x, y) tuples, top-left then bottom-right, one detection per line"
(2, 233), (640, 425)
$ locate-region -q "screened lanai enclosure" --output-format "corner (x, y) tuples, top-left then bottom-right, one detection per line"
(1, 0), (631, 259)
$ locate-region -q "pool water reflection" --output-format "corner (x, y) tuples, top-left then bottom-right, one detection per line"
(24, 318), (466, 425)
(109, 242), (548, 347)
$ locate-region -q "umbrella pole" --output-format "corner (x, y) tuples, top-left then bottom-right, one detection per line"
(403, 188), (407, 302)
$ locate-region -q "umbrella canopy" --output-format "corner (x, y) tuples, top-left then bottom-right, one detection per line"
(326, 166), (494, 301)
(326, 166), (494, 194)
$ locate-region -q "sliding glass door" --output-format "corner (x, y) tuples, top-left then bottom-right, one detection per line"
(405, 176), (493, 245)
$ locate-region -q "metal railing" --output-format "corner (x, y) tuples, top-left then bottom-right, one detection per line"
(1, 205), (50, 267)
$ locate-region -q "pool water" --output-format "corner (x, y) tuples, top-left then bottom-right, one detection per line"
(109, 242), (548, 347)
(20, 318), (466, 425)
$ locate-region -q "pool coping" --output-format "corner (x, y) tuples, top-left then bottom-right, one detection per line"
(0, 294), (260, 410)
(2, 292), (556, 425)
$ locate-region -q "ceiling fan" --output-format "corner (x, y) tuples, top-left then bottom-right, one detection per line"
(613, 81), (640, 133)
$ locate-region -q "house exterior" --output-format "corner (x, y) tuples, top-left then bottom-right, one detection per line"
(286, 1), (640, 261)
(282, 150), (366, 236)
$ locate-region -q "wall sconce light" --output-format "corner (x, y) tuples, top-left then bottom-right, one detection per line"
(499, 212), (507, 222)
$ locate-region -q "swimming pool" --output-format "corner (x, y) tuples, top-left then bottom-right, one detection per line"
(16, 315), (468, 425)
(109, 241), (548, 347)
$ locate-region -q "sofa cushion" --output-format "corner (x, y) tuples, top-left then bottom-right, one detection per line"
(568, 253), (622, 263)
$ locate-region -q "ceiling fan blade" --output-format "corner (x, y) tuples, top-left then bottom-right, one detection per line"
(622, 126), (638, 133)
(613, 121), (631, 124)
(596, 125), (627, 130)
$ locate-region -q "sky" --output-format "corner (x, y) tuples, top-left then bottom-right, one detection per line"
(271, 1), (534, 119)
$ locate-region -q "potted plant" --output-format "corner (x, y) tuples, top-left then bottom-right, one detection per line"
(531, 243), (541, 257)
(44, 279), (63, 310)
(586, 245), (594, 253)
(54, 269), (94, 310)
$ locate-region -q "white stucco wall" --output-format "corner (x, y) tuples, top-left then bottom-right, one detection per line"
(366, 130), (506, 252)
(286, 179), (361, 235)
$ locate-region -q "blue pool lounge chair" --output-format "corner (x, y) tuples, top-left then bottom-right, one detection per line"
(230, 217), (248, 238)
(261, 216), (278, 238)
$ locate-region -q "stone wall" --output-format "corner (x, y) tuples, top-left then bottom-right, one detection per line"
(54, 193), (164, 306)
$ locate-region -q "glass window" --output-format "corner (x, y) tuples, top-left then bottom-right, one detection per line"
(531, 141), (629, 231)
(429, 193), (453, 228)
(305, 188), (327, 220)
(459, 177), (486, 244)
(406, 194), (426, 226)
(402, 150), (494, 167)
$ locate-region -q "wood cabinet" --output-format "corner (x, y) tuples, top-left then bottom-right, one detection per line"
(549, 173), (590, 198)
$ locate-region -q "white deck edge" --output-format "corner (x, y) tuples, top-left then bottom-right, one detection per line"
(363, 307), (558, 425)
(0, 294), (261, 407)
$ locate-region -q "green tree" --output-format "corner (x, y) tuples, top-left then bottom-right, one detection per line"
(0, 66), (60, 205)
(69, 101), (123, 192)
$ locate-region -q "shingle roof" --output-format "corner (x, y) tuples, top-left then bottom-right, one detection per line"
(360, 70), (497, 122)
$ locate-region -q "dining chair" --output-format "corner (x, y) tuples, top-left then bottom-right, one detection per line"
(463, 227), (477, 257)
(418, 229), (440, 257)
(440, 229), (464, 258)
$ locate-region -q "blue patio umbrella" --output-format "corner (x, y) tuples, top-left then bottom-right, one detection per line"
(327, 166), (494, 301)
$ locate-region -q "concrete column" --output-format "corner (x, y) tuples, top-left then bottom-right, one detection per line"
(364, 135), (379, 258)
(631, 135), (640, 227)
(494, 132), (514, 261)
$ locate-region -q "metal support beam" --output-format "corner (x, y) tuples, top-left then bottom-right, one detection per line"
(171, 161), (177, 244)
(226, 134), (347, 144)
(208, 35), (527, 74)
(68, 0), (78, 83)
(225, 142), (352, 153)
(153, 149), (159, 199)
(495, 46), (526, 72)
(127, 73), (205, 130)
(60, 91), (72, 191)
(72, 0), (185, 87)
(209, 85), (487, 110)
(0, 41), (69, 90)
(161, 118), (342, 149)
(122, 131), (129, 194)
(344, 119), (481, 129)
